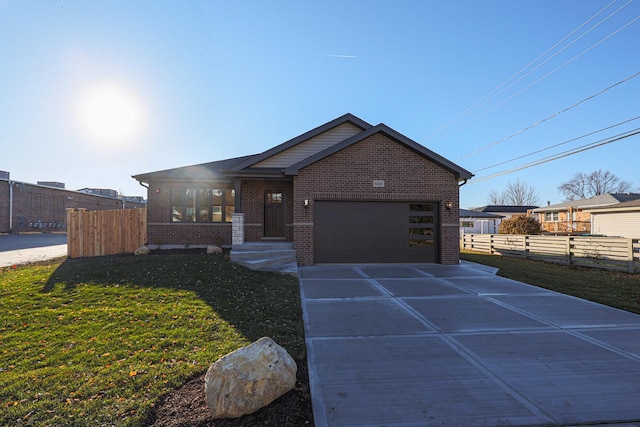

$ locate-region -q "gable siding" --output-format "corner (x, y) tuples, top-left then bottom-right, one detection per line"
(252, 123), (362, 168)
(591, 212), (640, 238)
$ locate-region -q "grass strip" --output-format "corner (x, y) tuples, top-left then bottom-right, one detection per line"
(0, 253), (304, 426)
(461, 251), (640, 315)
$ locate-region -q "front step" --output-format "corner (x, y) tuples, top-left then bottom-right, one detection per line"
(231, 242), (298, 276)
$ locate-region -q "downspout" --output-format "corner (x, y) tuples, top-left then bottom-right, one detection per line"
(8, 181), (14, 232)
(458, 179), (468, 187)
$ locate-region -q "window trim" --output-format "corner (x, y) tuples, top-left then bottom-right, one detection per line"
(171, 186), (235, 223)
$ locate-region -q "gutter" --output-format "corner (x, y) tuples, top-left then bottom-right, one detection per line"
(8, 181), (14, 231)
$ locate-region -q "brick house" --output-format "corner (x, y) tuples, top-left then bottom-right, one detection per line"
(133, 114), (473, 265)
(531, 193), (640, 234)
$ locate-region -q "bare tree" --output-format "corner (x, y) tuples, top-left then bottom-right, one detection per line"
(488, 180), (539, 205)
(559, 170), (635, 201)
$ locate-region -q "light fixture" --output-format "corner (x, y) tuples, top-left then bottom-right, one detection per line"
(445, 201), (453, 210)
(304, 199), (309, 208)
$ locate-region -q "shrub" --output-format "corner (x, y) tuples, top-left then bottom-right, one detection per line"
(498, 214), (542, 235)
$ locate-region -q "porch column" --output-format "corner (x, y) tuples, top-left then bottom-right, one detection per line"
(234, 178), (242, 212)
(232, 213), (245, 245)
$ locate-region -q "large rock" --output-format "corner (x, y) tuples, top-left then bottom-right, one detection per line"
(207, 245), (223, 254)
(204, 337), (297, 419)
(134, 246), (150, 255)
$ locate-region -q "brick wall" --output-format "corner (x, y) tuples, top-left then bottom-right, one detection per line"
(292, 133), (461, 265)
(0, 180), (145, 233)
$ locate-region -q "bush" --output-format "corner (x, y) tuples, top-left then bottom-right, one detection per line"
(498, 214), (542, 235)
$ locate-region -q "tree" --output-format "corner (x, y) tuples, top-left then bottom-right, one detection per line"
(498, 214), (542, 235)
(488, 180), (539, 205)
(559, 170), (635, 201)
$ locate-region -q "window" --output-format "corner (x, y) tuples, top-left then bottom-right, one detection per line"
(460, 221), (474, 228)
(171, 187), (235, 223)
(408, 203), (435, 248)
(545, 211), (559, 222)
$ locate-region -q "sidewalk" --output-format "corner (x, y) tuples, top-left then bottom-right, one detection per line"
(0, 245), (67, 267)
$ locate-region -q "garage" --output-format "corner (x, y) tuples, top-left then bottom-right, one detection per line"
(314, 201), (439, 263)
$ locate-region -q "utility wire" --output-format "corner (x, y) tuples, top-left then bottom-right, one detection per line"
(473, 115), (640, 173)
(459, 70), (640, 161)
(469, 128), (640, 183)
(454, 13), (640, 136)
(424, 0), (622, 140)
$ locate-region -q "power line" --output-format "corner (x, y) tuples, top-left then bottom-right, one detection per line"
(469, 128), (640, 183)
(459, 70), (640, 161)
(454, 13), (640, 135)
(424, 0), (624, 140)
(473, 115), (640, 173)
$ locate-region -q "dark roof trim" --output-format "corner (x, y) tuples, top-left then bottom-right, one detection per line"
(226, 113), (372, 171)
(132, 155), (256, 183)
(284, 123), (474, 180)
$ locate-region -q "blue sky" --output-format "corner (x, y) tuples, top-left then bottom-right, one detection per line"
(1, 0), (638, 208)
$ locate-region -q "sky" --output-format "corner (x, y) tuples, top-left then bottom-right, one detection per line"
(1, 0), (638, 208)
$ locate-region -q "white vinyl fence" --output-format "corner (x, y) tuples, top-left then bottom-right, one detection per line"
(461, 234), (640, 273)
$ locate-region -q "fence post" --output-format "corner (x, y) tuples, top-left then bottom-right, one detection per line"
(523, 235), (528, 259)
(566, 236), (572, 266)
(628, 239), (634, 273)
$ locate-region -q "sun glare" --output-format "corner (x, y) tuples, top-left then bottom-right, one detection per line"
(78, 84), (145, 145)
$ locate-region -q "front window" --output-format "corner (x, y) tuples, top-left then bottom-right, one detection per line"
(171, 187), (235, 222)
(544, 211), (559, 222)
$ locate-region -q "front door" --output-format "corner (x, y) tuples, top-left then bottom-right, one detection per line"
(264, 191), (285, 237)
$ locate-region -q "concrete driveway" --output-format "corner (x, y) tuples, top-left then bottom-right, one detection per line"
(299, 262), (640, 427)
(0, 233), (67, 267)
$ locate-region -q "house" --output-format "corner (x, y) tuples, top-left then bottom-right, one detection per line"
(584, 199), (640, 238)
(459, 209), (503, 234)
(531, 193), (640, 234)
(132, 113), (473, 265)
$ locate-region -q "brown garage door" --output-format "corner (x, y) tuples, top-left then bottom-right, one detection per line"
(314, 201), (438, 263)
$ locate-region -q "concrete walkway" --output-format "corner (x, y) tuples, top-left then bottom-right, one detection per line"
(0, 234), (68, 267)
(299, 262), (640, 427)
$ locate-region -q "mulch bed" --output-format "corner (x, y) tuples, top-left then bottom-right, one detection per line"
(147, 359), (313, 426)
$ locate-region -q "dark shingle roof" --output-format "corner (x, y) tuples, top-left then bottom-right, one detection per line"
(471, 205), (538, 214)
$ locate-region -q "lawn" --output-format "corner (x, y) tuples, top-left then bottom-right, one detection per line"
(461, 251), (640, 315)
(0, 253), (304, 426)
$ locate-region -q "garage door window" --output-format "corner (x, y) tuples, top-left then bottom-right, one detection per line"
(409, 203), (435, 248)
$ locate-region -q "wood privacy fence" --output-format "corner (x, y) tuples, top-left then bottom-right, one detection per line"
(67, 208), (147, 258)
(461, 234), (640, 273)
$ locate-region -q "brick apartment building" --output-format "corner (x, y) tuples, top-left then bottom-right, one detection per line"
(0, 175), (146, 233)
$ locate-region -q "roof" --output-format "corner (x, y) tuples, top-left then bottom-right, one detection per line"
(584, 198), (640, 213)
(470, 205), (538, 214)
(133, 113), (473, 183)
(532, 193), (640, 212)
(132, 155), (257, 183)
(284, 123), (473, 179)
(460, 209), (503, 218)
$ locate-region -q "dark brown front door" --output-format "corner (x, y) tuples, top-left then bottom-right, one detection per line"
(264, 191), (285, 237)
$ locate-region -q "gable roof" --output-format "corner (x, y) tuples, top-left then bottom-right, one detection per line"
(471, 205), (538, 214)
(532, 193), (640, 212)
(226, 113), (372, 172)
(584, 198), (640, 213)
(133, 113), (473, 184)
(284, 123), (473, 180)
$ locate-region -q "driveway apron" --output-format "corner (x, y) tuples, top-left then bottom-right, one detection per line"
(299, 262), (640, 427)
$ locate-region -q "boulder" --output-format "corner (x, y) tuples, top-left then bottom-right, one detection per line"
(134, 246), (150, 255)
(207, 245), (223, 254)
(204, 337), (297, 419)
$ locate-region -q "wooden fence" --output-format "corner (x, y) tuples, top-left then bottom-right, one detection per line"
(461, 233), (640, 273)
(67, 208), (147, 258)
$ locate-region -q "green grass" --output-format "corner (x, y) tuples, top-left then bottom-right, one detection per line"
(0, 253), (304, 426)
(461, 251), (640, 315)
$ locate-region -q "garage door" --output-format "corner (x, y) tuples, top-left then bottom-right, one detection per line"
(314, 201), (438, 263)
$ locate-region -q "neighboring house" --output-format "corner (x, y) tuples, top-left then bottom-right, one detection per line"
(531, 193), (640, 234)
(584, 199), (640, 238)
(0, 177), (146, 233)
(459, 209), (503, 234)
(470, 205), (537, 222)
(133, 113), (473, 265)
